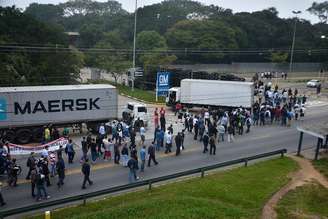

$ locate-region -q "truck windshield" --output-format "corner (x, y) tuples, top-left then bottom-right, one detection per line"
(127, 104), (134, 110)
(138, 107), (147, 113)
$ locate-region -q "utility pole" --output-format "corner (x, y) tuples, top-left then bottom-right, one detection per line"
(132, 0), (138, 91)
(289, 10), (301, 74)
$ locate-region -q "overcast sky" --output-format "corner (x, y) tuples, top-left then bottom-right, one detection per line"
(1, 0), (326, 23)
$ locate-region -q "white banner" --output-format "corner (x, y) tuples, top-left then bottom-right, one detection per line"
(8, 137), (69, 155)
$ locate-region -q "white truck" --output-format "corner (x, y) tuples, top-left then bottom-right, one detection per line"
(166, 79), (254, 109)
(122, 102), (149, 130)
(0, 84), (118, 144)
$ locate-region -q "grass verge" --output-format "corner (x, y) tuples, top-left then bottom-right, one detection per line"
(312, 158), (328, 179)
(27, 157), (298, 219)
(276, 183), (328, 219)
(88, 79), (165, 103)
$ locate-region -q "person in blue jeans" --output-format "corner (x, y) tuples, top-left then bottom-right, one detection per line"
(127, 157), (138, 183)
(65, 139), (75, 163)
(139, 145), (146, 172)
(36, 168), (50, 201)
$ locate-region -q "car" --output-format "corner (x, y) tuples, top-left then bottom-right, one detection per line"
(306, 79), (321, 88)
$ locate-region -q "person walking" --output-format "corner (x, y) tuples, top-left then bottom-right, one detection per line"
(81, 137), (88, 158)
(36, 167), (50, 201)
(218, 123), (225, 142)
(209, 136), (216, 155)
(49, 152), (57, 177)
(26, 152), (37, 180)
(202, 132), (209, 153)
(227, 125), (235, 143)
(90, 138), (98, 163)
(148, 142), (158, 167)
(139, 145), (146, 172)
(102, 136), (111, 161)
(56, 156), (65, 189)
(246, 117), (252, 133)
(39, 157), (51, 187)
(0, 182), (6, 206)
(160, 114), (166, 131)
(165, 131), (173, 154)
(65, 139), (75, 164)
(114, 142), (120, 164)
(81, 158), (93, 189)
(175, 132), (182, 156)
(140, 125), (146, 144)
(127, 156), (138, 183)
(30, 167), (37, 198)
(121, 143), (129, 167)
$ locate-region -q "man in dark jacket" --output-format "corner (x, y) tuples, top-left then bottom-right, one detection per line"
(175, 133), (182, 156)
(26, 152), (36, 180)
(148, 142), (158, 167)
(56, 156), (65, 188)
(81, 158), (93, 189)
(202, 132), (209, 153)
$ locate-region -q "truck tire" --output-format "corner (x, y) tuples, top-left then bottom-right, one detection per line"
(32, 128), (43, 143)
(4, 130), (15, 143)
(16, 129), (32, 144)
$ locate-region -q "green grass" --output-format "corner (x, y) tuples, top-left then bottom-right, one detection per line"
(312, 158), (328, 179)
(276, 183), (328, 219)
(27, 157), (298, 219)
(87, 79), (165, 103)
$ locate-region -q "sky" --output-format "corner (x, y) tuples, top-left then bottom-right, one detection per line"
(0, 0), (326, 24)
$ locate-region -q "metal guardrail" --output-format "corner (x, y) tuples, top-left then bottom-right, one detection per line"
(0, 149), (287, 218)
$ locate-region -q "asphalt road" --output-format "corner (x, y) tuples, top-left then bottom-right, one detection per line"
(1, 98), (327, 215)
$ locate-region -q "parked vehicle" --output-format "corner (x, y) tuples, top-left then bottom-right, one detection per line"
(166, 79), (254, 109)
(0, 84), (118, 144)
(122, 102), (149, 129)
(306, 79), (321, 88)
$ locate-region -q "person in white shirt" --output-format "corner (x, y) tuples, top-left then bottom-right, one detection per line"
(98, 124), (106, 137)
(102, 137), (112, 161)
(41, 146), (49, 158)
(165, 132), (172, 154)
(204, 111), (210, 125)
(140, 126), (146, 144)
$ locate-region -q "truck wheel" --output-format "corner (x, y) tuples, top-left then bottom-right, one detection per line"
(4, 130), (15, 143)
(16, 129), (32, 144)
(32, 128), (43, 143)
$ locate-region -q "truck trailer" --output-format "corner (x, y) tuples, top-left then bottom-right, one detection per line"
(166, 79), (254, 109)
(0, 84), (118, 144)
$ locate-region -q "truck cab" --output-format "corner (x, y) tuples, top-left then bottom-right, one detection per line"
(166, 87), (181, 106)
(122, 102), (148, 129)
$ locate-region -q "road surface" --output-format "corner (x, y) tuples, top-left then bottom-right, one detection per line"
(0, 96), (327, 216)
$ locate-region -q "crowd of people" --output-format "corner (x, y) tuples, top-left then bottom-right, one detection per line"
(0, 82), (309, 205)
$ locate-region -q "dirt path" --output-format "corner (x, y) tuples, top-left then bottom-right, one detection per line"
(261, 155), (328, 219)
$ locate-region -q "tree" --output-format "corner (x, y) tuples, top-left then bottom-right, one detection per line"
(166, 20), (239, 62)
(0, 6), (84, 86)
(59, 0), (126, 17)
(270, 51), (289, 63)
(308, 1), (328, 23)
(137, 31), (167, 50)
(95, 32), (130, 84)
(136, 31), (176, 88)
(24, 3), (64, 24)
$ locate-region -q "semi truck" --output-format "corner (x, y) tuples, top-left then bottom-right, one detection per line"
(0, 84), (118, 144)
(166, 79), (254, 109)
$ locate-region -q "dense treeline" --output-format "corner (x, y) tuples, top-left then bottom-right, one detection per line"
(1, 0), (328, 86)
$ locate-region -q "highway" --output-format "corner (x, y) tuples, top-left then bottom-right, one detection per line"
(0, 96), (327, 214)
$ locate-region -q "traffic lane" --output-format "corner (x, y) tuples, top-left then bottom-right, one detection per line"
(11, 104), (327, 183)
(0, 122), (319, 211)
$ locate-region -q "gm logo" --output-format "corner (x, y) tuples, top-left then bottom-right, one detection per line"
(159, 75), (169, 86)
(0, 99), (7, 121)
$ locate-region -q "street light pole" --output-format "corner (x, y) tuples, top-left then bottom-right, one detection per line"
(289, 10), (301, 74)
(132, 0), (138, 91)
